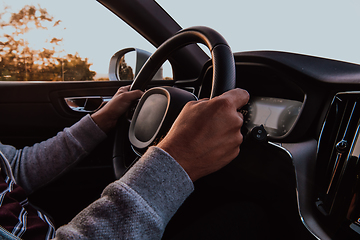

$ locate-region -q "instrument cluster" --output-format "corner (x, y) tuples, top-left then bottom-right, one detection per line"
(241, 97), (303, 138)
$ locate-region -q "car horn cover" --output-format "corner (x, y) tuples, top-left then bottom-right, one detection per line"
(129, 87), (197, 154)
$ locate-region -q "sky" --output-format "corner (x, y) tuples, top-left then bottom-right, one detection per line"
(1, 0), (360, 76)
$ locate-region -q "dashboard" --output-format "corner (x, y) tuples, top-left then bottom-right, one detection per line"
(226, 51), (360, 240)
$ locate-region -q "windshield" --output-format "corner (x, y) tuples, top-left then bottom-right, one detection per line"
(156, 0), (360, 65)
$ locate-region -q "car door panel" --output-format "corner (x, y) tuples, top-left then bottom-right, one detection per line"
(0, 80), (132, 226)
(0, 81), (130, 145)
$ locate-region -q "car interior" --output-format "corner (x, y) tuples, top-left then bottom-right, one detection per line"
(1, 0), (360, 239)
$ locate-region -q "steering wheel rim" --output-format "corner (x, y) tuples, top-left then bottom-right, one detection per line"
(113, 26), (236, 179)
(130, 26), (236, 98)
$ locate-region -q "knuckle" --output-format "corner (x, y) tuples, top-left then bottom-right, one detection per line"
(230, 146), (241, 160)
(235, 132), (243, 145)
(184, 100), (196, 108)
(238, 133), (244, 144)
(212, 97), (232, 109)
(239, 111), (244, 118)
(238, 115), (244, 126)
(231, 113), (243, 128)
(182, 100), (197, 112)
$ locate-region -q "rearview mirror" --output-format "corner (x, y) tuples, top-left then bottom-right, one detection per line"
(108, 48), (172, 81)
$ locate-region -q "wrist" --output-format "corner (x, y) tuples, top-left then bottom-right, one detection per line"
(157, 141), (200, 182)
(91, 111), (116, 134)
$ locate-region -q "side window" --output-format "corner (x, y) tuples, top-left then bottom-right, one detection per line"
(0, 1), (160, 82)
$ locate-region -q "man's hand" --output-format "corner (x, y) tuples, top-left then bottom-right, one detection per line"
(91, 86), (143, 133)
(157, 88), (249, 182)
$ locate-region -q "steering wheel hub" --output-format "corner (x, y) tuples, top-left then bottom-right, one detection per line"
(129, 87), (197, 154)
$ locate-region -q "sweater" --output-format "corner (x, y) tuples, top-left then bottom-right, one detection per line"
(0, 115), (194, 239)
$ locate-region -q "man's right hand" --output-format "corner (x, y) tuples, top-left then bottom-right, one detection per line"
(157, 88), (250, 182)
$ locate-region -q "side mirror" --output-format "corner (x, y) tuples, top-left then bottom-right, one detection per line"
(109, 48), (171, 81)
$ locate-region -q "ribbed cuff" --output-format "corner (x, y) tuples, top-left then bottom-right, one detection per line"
(67, 114), (107, 153)
(119, 146), (194, 223)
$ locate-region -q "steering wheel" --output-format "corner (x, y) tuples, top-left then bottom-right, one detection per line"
(112, 26), (236, 179)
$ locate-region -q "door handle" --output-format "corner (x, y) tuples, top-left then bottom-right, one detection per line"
(65, 96), (112, 113)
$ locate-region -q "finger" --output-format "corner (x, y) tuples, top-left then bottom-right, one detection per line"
(115, 85), (131, 95)
(194, 98), (210, 104)
(119, 89), (144, 102)
(217, 88), (250, 109)
(182, 98), (209, 110)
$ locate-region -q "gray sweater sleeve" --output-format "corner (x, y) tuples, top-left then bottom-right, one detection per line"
(54, 146), (194, 240)
(0, 114), (107, 194)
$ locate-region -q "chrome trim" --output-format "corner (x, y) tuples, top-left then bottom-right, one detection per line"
(326, 152), (342, 195)
(317, 93), (339, 153)
(268, 141), (293, 158)
(131, 145), (143, 158)
(349, 123), (360, 158)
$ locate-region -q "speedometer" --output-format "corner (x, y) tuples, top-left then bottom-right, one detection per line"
(241, 97), (303, 137)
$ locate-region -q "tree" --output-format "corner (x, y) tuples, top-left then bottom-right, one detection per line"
(118, 56), (134, 80)
(0, 5), (95, 81)
(55, 54), (96, 81)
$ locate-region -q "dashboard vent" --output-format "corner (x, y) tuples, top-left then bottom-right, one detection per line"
(316, 92), (360, 218)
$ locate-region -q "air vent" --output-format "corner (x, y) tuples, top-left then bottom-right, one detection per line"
(316, 92), (360, 219)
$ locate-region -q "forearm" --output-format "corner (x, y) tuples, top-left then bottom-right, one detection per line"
(0, 114), (107, 193)
(54, 147), (194, 239)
